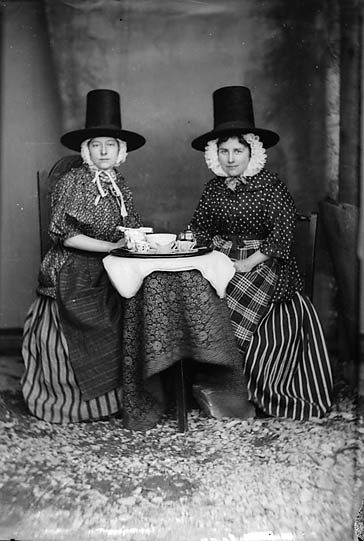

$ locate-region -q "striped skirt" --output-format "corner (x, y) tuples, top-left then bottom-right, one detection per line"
(21, 295), (122, 423)
(240, 292), (332, 420)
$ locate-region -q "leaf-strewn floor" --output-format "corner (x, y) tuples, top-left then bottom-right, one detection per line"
(0, 357), (362, 541)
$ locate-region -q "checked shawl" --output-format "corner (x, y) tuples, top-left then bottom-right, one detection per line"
(224, 239), (279, 352)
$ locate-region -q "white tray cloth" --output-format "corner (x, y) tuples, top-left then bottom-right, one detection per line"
(103, 250), (235, 299)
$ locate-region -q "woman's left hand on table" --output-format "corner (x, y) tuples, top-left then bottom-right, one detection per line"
(113, 237), (127, 249)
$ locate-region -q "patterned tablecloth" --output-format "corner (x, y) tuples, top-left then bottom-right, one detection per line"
(120, 269), (247, 430)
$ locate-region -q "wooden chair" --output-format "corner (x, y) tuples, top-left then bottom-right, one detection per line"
(293, 212), (318, 300)
(37, 154), (82, 258)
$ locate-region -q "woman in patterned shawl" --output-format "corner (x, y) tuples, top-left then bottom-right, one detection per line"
(21, 89), (145, 423)
(190, 86), (333, 420)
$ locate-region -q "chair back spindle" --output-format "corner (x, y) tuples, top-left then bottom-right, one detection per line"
(294, 212), (318, 300)
(37, 155), (83, 258)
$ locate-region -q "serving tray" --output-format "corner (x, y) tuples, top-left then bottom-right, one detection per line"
(110, 247), (212, 259)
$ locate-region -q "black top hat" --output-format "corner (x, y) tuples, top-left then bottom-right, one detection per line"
(60, 89), (146, 152)
(191, 86), (279, 151)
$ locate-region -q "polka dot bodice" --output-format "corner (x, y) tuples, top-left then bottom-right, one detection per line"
(190, 169), (303, 301)
(38, 164), (142, 298)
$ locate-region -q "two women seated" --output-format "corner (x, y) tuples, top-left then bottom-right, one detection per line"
(21, 87), (333, 426)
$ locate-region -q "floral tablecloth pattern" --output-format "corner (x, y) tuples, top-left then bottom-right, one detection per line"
(121, 270), (247, 430)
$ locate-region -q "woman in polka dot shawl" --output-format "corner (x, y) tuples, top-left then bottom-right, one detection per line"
(190, 86), (333, 420)
(21, 90), (145, 423)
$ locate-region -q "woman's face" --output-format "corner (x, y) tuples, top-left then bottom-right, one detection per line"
(88, 137), (119, 169)
(217, 137), (250, 177)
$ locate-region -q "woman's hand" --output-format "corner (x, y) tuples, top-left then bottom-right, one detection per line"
(64, 234), (126, 253)
(233, 259), (255, 273)
(112, 237), (127, 249)
(233, 250), (271, 273)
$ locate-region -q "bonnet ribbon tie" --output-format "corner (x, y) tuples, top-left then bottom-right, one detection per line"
(92, 170), (128, 218)
(225, 175), (247, 192)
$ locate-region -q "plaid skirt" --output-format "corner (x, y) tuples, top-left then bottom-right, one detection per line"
(219, 238), (333, 420)
(21, 295), (122, 423)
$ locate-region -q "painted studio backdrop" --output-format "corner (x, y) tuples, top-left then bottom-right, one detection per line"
(0, 0), (361, 373)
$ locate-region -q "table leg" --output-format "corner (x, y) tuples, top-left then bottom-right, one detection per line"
(175, 359), (188, 432)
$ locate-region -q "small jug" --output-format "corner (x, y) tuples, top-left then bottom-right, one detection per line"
(178, 225), (195, 242)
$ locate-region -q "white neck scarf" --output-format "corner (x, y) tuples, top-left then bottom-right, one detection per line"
(81, 138), (128, 218)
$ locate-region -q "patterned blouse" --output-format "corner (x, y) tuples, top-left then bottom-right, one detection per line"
(38, 164), (141, 298)
(190, 169), (303, 302)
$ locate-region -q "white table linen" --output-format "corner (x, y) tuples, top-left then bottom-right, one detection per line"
(103, 250), (235, 299)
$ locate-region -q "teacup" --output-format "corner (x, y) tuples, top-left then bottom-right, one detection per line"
(134, 241), (151, 253)
(174, 239), (197, 253)
(116, 226), (154, 250)
(146, 233), (177, 254)
(124, 228), (147, 250)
